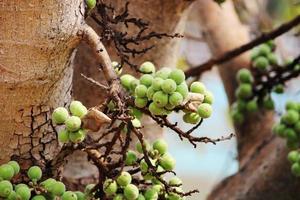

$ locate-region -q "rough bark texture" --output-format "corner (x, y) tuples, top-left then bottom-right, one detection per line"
(0, 0), (84, 168)
(195, 1), (299, 199)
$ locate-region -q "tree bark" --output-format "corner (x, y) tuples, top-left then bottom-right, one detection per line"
(192, 1), (298, 199)
(0, 0), (84, 168)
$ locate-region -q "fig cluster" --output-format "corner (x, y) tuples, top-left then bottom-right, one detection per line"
(52, 101), (88, 144)
(231, 41), (284, 124)
(272, 101), (300, 176)
(0, 161), (89, 200)
(102, 139), (186, 200)
(120, 61), (214, 124)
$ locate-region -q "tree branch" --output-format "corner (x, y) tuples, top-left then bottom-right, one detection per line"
(185, 14), (300, 78)
(80, 24), (118, 83)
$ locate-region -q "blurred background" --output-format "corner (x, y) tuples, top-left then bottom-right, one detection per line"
(164, 0), (300, 199)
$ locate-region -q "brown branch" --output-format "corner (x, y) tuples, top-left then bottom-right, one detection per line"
(185, 14), (300, 78)
(80, 24), (118, 83)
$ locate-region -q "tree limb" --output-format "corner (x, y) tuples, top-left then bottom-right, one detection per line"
(185, 14), (300, 78)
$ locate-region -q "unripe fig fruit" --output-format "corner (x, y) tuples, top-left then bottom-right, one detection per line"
(7, 161), (20, 175)
(103, 179), (117, 196)
(52, 107), (69, 124)
(272, 123), (286, 137)
(136, 140), (151, 153)
(32, 195), (46, 200)
(258, 44), (271, 56)
(149, 102), (167, 116)
(169, 176), (182, 186)
(253, 56), (269, 71)
(117, 172), (132, 187)
(153, 139), (168, 155)
(124, 184), (139, 200)
(144, 188), (158, 200)
(288, 150), (300, 163)
(284, 128), (298, 141)
(0, 164), (15, 180)
(69, 129), (86, 143)
(51, 181), (66, 196)
(16, 186), (31, 200)
(130, 79), (140, 92)
(70, 101), (87, 118)
(155, 68), (171, 80)
(27, 166), (42, 181)
(246, 99), (258, 112)
(235, 84), (252, 99)
(291, 162), (300, 177)
(147, 87), (155, 100)
(169, 92), (183, 106)
(131, 118), (141, 128)
(85, 0), (96, 10)
(282, 110), (299, 125)
(152, 77), (164, 91)
(153, 91), (168, 108)
(176, 82), (189, 99)
(231, 109), (244, 124)
(0, 180), (13, 198)
(135, 85), (148, 98)
(113, 194), (124, 200)
(125, 150), (137, 166)
(134, 97), (148, 108)
(65, 116), (81, 132)
(159, 153), (176, 171)
(140, 61), (156, 74)
(267, 53), (278, 65)
(183, 113), (201, 124)
(286, 101), (298, 111)
(190, 82), (206, 94)
(169, 69), (185, 85)
(140, 74), (153, 87)
(137, 194), (146, 200)
(197, 103), (212, 118)
(75, 192), (85, 200)
(58, 129), (70, 143)
(162, 79), (177, 94)
(121, 74), (135, 90)
(203, 91), (214, 105)
(61, 191), (77, 200)
(236, 69), (253, 84)
(273, 84), (284, 94)
(263, 96), (274, 110)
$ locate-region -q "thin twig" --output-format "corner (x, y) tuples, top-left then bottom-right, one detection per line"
(81, 73), (109, 90)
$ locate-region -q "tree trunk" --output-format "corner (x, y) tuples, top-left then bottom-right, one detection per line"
(194, 1), (300, 199)
(0, 0), (84, 168)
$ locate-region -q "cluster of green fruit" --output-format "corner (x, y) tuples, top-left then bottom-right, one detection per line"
(0, 161), (91, 200)
(272, 101), (300, 176)
(273, 101), (300, 149)
(251, 41), (278, 71)
(102, 139), (185, 200)
(52, 101), (88, 144)
(231, 41), (284, 124)
(120, 61), (214, 124)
